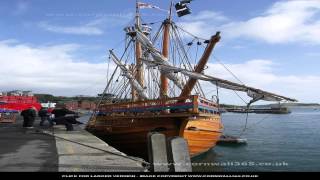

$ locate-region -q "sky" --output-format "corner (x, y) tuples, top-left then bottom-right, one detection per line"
(0, 0), (319, 104)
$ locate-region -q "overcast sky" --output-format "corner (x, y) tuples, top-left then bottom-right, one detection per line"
(0, 0), (319, 104)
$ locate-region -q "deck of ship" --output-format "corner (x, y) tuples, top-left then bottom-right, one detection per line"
(0, 116), (146, 172)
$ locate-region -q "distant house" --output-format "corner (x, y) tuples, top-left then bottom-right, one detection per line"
(64, 100), (96, 110)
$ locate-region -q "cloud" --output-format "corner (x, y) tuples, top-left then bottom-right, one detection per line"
(39, 13), (134, 36)
(179, 0), (320, 44)
(39, 22), (104, 36)
(182, 10), (228, 22)
(223, 0), (320, 44)
(178, 10), (226, 38)
(0, 40), (108, 96)
(0, 40), (318, 103)
(201, 59), (320, 104)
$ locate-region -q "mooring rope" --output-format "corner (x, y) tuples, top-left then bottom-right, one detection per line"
(239, 108), (250, 137)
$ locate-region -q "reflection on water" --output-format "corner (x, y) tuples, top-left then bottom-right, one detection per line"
(192, 107), (320, 172)
(191, 149), (221, 172)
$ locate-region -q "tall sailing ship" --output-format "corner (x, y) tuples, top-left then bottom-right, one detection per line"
(86, 1), (296, 160)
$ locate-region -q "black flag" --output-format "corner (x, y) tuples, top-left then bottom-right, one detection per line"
(175, 0), (193, 17)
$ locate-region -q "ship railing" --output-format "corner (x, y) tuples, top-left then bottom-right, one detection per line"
(197, 97), (220, 115)
(98, 95), (220, 116)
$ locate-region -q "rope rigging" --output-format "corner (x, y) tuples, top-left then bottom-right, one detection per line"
(171, 24), (204, 96)
(88, 14), (296, 145)
(93, 39), (134, 116)
(204, 54), (282, 137)
(174, 23), (207, 41)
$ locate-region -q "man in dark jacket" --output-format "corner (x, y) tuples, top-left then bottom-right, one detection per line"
(21, 107), (37, 128)
(51, 107), (75, 118)
(39, 107), (53, 126)
(51, 106), (82, 131)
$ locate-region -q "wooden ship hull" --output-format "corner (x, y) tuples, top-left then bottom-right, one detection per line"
(86, 96), (223, 159)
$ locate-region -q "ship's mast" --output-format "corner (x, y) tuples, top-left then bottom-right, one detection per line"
(179, 32), (221, 99)
(134, 1), (144, 101)
(160, 3), (173, 99)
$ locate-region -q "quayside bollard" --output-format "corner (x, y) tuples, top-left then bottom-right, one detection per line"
(167, 137), (192, 172)
(147, 132), (170, 172)
(147, 132), (192, 172)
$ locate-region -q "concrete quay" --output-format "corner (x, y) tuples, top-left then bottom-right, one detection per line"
(0, 116), (146, 172)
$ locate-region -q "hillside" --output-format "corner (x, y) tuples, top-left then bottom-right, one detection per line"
(34, 94), (99, 103)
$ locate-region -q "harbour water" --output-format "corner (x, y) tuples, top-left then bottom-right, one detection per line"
(78, 107), (320, 172)
(192, 107), (320, 172)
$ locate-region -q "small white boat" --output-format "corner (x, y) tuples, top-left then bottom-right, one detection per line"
(217, 135), (247, 145)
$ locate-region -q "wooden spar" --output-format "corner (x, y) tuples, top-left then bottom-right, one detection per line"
(129, 64), (136, 101)
(135, 42), (143, 100)
(135, 1), (143, 101)
(179, 32), (221, 99)
(160, 19), (170, 98)
(160, 2), (173, 99)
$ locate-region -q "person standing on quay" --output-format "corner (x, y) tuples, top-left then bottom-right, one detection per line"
(39, 107), (53, 126)
(52, 104), (77, 131)
(21, 106), (37, 128)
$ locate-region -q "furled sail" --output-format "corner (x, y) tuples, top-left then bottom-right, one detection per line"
(109, 50), (149, 99)
(136, 30), (184, 89)
(140, 59), (297, 102)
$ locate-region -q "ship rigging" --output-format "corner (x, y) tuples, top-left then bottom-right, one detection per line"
(87, 1), (296, 160)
